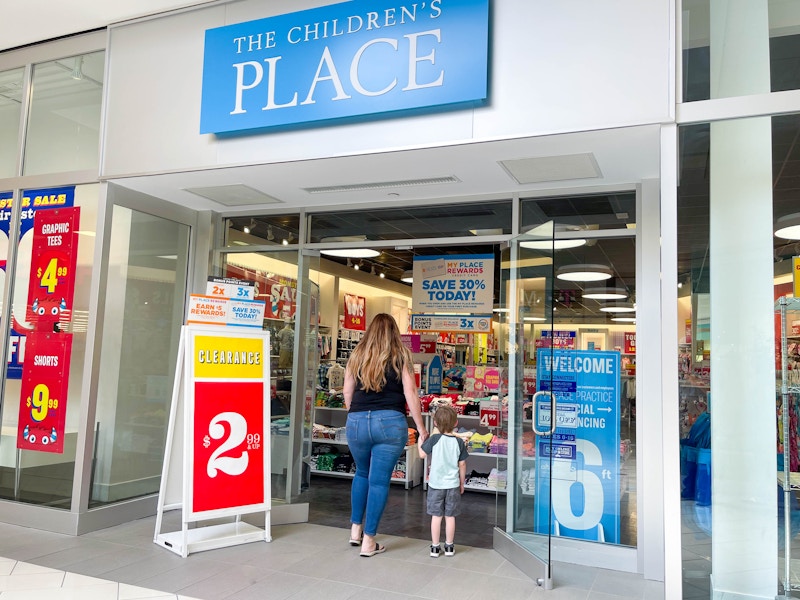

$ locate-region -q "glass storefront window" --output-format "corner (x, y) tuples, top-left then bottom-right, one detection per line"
(218, 250), (318, 502)
(90, 204), (189, 507)
(226, 215), (301, 248)
(23, 51), (104, 176)
(0, 183), (98, 507)
(682, 1), (800, 102)
(0, 67), (24, 178)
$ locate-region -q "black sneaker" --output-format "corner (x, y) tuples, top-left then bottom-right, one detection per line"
(430, 544), (441, 557)
(444, 543), (455, 556)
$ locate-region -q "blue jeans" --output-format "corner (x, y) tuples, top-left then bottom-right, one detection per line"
(346, 410), (407, 537)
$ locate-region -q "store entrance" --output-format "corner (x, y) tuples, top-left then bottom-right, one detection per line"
(303, 240), (506, 549)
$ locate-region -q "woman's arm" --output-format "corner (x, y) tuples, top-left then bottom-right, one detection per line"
(402, 367), (428, 442)
(343, 368), (356, 410)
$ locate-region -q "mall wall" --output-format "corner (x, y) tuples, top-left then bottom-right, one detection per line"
(101, 0), (672, 178)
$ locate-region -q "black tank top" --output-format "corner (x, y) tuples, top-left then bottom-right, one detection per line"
(350, 367), (407, 414)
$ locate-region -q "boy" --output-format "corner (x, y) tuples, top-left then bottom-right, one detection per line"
(418, 405), (468, 557)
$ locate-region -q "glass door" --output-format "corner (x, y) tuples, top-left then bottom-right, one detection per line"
(500, 221), (557, 587)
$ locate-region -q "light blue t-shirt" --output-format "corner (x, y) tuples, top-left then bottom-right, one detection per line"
(422, 433), (468, 489)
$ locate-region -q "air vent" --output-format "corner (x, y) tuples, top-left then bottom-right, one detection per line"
(500, 153), (601, 184)
(303, 176), (461, 194)
(184, 184), (282, 206)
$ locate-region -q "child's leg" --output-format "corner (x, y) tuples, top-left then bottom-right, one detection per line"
(431, 515), (443, 545)
(444, 515), (456, 544)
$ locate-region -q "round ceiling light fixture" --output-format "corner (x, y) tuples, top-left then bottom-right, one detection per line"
(555, 264), (613, 282)
(320, 248), (380, 258)
(775, 213), (800, 239)
(582, 287), (628, 300)
(401, 270), (414, 283)
(520, 238), (587, 250)
(600, 303), (636, 313)
(611, 317), (636, 323)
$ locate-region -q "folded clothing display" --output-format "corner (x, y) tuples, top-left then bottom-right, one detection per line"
(465, 469), (490, 489)
(489, 436), (508, 455)
(468, 432), (494, 452)
(487, 468), (507, 490)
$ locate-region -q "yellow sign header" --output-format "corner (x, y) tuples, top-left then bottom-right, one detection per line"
(194, 335), (264, 379)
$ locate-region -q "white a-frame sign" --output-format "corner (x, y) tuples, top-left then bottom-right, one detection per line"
(154, 323), (271, 557)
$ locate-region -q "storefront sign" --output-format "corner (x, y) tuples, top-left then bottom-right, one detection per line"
(343, 293), (366, 331)
(187, 294), (266, 328)
(26, 207), (80, 331)
(200, 0), (489, 134)
(624, 332), (636, 354)
(206, 277), (256, 300)
(426, 354), (443, 394)
(412, 253), (494, 313)
(0, 187), (76, 378)
(537, 330), (576, 349)
(225, 264), (297, 320)
(189, 330), (268, 515)
(534, 349), (621, 544)
(410, 313), (492, 333)
(16, 333), (72, 453)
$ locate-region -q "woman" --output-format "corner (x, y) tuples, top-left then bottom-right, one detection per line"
(344, 313), (429, 557)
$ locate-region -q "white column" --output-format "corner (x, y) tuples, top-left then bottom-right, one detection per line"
(709, 3), (776, 598)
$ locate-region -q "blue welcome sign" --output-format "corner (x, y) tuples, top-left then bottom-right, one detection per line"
(200, 0), (489, 134)
(534, 349), (621, 544)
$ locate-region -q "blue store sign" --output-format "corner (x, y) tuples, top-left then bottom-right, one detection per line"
(534, 349), (621, 544)
(200, 0), (490, 134)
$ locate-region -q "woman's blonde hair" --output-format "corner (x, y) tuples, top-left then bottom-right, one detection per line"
(347, 313), (412, 392)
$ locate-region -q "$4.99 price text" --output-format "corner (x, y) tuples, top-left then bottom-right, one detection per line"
(37, 259), (68, 294)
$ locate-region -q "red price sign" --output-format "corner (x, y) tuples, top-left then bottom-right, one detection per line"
(479, 403), (500, 429)
(192, 380), (265, 514)
(17, 333), (72, 454)
(26, 208), (80, 330)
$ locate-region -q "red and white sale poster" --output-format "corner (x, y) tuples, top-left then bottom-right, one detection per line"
(192, 380), (265, 514)
(343, 293), (366, 331)
(26, 207), (80, 332)
(17, 333), (72, 453)
(624, 332), (636, 354)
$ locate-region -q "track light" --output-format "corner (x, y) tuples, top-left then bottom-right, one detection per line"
(346, 258), (353, 268)
(243, 218), (256, 234)
(370, 266), (377, 276)
(354, 261), (360, 271)
(379, 272), (385, 278)
(71, 56), (84, 81)
(282, 233), (293, 246)
(267, 224), (275, 241)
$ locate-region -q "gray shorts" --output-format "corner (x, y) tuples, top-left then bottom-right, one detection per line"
(427, 486), (461, 517)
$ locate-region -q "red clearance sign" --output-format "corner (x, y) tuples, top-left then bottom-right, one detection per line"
(192, 380), (266, 513)
(17, 333), (72, 453)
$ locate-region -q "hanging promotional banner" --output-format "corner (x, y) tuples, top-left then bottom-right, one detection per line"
(343, 293), (366, 331)
(410, 313), (492, 333)
(16, 333), (73, 453)
(0, 187), (76, 378)
(189, 329), (269, 516)
(624, 332), (636, 354)
(225, 264), (297, 321)
(200, 0), (490, 134)
(26, 207), (80, 332)
(534, 349), (621, 544)
(412, 254), (494, 314)
(537, 330), (576, 349)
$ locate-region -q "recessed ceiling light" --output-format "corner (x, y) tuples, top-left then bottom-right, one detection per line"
(556, 264), (613, 282)
(611, 317), (636, 323)
(583, 287), (627, 300)
(320, 249), (380, 258)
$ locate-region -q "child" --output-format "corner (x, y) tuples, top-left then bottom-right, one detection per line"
(418, 405), (468, 557)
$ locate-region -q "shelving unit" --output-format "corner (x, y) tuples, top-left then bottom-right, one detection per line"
(311, 406), (423, 489)
(423, 412), (509, 495)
